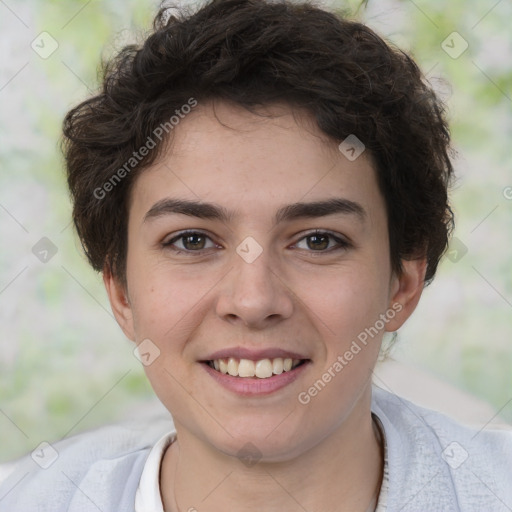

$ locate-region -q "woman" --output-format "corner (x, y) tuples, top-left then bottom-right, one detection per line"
(0, 0), (510, 510)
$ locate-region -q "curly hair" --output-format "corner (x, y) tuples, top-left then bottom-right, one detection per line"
(62, 0), (454, 287)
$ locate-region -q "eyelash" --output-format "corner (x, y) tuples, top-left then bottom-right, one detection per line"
(162, 229), (351, 255)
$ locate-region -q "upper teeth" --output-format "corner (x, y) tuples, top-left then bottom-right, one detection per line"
(211, 357), (302, 378)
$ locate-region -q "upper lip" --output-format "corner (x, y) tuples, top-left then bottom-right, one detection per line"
(202, 347), (310, 362)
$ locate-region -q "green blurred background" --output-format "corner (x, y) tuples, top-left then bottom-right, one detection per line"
(0, 0), (511, 462)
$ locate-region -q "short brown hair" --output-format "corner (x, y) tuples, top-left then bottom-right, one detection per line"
(62, 0), (454, 286)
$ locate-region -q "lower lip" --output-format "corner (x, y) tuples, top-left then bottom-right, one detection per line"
(200, 361), (311, 396)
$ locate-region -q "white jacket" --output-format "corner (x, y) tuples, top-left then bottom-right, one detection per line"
(0, 386), (510, 511)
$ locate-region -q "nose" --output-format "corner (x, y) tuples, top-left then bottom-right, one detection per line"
(215, 245), (294, 329)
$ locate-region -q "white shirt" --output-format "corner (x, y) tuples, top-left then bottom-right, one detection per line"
(1, 386), (510, 511)
(134, 409), (390, 511)
(135, 431), (176, 512)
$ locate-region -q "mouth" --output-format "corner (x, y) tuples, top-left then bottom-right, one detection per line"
(199, 355), (312, 396)
(202, 357), (309, 379)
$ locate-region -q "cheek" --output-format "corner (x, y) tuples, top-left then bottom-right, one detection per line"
(127, 265), (212, 408)
(128, 251), (177, 314)
(298, 264), (388, 339)
(127, 257), (220, 351)
(293, 268), (387, 417)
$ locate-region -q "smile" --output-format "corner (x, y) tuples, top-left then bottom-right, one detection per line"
(200, 357), (311, 396)
(207, 357), (305, 378)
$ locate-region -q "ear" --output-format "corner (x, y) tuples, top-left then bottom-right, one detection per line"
(385, 258), (427, 332)
(103, 265), (136, 342)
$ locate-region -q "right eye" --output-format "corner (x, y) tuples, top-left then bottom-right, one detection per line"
(162, 230), (219, 254)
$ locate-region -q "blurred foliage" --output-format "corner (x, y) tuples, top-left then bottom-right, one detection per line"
(0, 0), (511, 462)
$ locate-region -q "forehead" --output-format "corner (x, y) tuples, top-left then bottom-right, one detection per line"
(129, 101), (383, 225)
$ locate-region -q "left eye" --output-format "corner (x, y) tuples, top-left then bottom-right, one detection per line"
(163, 231), (217, 252)
(294, 231), (349, 252)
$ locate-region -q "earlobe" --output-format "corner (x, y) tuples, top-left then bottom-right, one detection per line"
(385, 258), (427, 332)
(103, 266), (136, 342)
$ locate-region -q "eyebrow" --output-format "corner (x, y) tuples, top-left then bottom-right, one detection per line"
(143, 197), (366, 225)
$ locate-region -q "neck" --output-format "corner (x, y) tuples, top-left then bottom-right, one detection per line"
(161, 389), (383, 512)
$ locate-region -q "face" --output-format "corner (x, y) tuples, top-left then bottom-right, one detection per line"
(106, 101), (424, 461)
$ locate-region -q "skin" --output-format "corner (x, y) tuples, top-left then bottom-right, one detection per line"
(104, 101), (426, 512)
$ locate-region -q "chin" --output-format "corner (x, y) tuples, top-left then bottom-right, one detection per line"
(204, 421), (312, 464)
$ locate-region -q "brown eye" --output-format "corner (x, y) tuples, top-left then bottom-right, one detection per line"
(182, 233), (206, 250)
(294, 230), (351, 252)
(163, 231), (217, 252)
(306, 233), (329, 251)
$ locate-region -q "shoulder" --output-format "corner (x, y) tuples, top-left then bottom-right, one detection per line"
(372, 385), (512, 512)
(0, 413), (174, 512)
